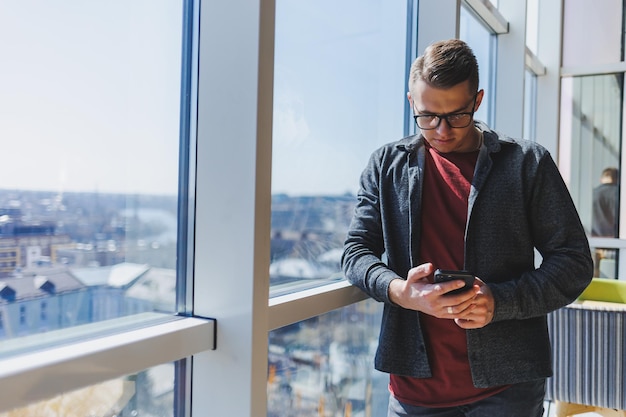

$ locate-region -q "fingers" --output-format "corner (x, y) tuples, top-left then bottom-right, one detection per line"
(454, 315), (490, 329)
(444, 301), (476, 318)
(451, 295), (494, 328)
(406, 263), (434, 283)
(454, 318), (481, 328)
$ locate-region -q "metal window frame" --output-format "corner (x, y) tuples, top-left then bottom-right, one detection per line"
(526, 46), (546, 76)
(463, 0), (509, 34)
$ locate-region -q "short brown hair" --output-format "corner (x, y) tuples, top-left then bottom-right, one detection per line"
(408, 39), (479, 95)
(602, 167), (619, 183)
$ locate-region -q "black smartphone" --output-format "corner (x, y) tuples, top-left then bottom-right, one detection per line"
(433, 269), (474, 295)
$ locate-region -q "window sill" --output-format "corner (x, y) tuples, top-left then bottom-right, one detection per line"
(268, 280), (368, 330)
(0, 314), (215, 412)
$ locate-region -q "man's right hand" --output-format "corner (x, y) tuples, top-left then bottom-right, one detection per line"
(388, 262), (478, 318)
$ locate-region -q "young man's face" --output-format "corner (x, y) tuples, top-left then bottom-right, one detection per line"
(408, 79), (484, 154)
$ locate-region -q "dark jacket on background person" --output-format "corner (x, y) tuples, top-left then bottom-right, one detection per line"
(342, 121), (593, 388)
(592, 182), (618, 237)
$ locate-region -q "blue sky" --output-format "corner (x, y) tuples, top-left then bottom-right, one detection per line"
(0, 1), (182, 195)
(1, 0), (412, 197)
(271, 0), (407, 196)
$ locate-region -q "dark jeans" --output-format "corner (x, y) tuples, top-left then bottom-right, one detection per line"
(387, 379), (545, 417)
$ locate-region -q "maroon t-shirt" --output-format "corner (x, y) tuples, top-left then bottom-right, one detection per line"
(389, 143), (507, 407)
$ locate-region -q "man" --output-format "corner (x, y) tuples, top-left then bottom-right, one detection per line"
(342, 39), (593, 416)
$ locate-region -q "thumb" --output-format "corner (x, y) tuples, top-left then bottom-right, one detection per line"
(407, 263), (434, 283)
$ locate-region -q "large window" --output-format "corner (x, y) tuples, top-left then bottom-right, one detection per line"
(268, 0), (408, 413)
(0, 1), (200, 413)
(560, 74), (623, 278)
(0, 1), (184, 341)
(268, 299), (386, 417)
(559, 0), (626, 280)
(269, 0), (407, 295)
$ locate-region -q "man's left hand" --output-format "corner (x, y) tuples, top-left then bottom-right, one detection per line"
(452, 278), (495, 329)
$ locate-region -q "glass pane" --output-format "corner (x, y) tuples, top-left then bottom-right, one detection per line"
(460, 5), (494, 125)
(560, 74), (623, 278)
(525, 0), (539, 55)
(0, 1), (184, 341)
(270, 0), (407, 295)
(594, 248), (619, 279)
(268, 299), (387, 416)
(1, 362), (177, 417)
(523, 70), (537, 141)
(562, 0), (623, 67)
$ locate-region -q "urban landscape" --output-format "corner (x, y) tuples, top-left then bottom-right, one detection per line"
(0, 188), (386, 416)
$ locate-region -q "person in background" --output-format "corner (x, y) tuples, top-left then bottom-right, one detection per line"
(591, 167), (619, 277)
(592, 167), (619, 238)
(342, 38), (593, 417)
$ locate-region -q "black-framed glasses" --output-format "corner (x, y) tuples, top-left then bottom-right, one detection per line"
(413, 94), (477, 130)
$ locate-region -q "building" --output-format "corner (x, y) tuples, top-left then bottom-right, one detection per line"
(0, 211), (72, 277)
(0, 263), (175, 340)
